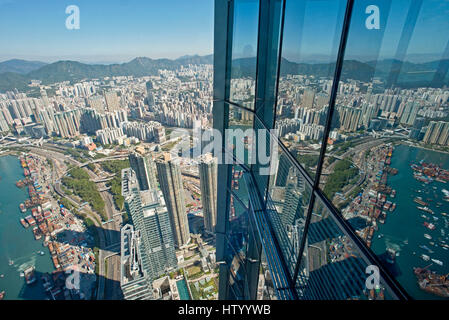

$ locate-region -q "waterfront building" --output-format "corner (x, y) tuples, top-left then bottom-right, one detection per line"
(423, 121), (449, 146)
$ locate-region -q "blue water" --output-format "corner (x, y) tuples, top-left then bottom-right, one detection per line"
(371, 144), (449, 300)
(0, 155), (54, 300)
(176, 279), (191, 300)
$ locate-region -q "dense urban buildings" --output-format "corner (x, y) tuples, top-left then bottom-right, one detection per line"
(1, 0), (449, 303)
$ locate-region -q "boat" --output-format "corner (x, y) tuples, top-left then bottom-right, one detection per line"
(24, 266), (36, 285)
(0, 291), (4, 300)
(20, 218), (29, 228)
(19, 203), (26, 213)
(424, 234), (432, 240)
(38, 251), (45, 256)
(418, 206), (434, 214)
(32, 227), (42, 240)
(414, 267), (449, 298)
(431, 259), (443, 266)
(8, 259), (13, 266)
(424, 222), (436, 230)
(414, 197), (428, 206)
(419, 245), (434, 254)
(421, 254), (430, 261)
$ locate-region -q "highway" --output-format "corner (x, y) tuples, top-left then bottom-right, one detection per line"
(26, 144), (122, 300)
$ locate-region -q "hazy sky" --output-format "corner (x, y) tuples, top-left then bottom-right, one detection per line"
(1, 0), (448, 65)
(0, 0), (214, 63)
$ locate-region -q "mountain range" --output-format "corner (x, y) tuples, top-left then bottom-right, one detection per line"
(0, 54), (447, 93)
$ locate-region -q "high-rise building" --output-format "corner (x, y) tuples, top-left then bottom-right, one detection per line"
(120, 224), (154, 300)
(423, 121), (449, 146)
(129, 153), (158, 191)
(104, 91), (121, 112)
(122, 168), (177, 281)
(212, 0), (411, 301)
(146, 81), (155, 108)
(302, 88), (316, 109)
(155, 153), (190, 248)
(198, 153), (218, 233)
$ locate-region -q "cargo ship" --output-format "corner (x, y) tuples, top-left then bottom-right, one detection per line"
(25, 215), (36, 226)
(414, 197), (428, 206)
(24, 266), (36, 285)
(417, 206), (434, 214)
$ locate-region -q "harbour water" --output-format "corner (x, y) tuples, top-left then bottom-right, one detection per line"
(372, 144), (449, 300)
(0, 155), (54, 300)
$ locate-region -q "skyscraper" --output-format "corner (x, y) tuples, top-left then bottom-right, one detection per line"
(155, 153), (190, 248)
(120, 224), (154, 300)
(212, 0), (410, 301)
(122, 168), (177, 281)
(104, 90), (121, 112)
(146, 81), (155, 108)
(198, 153), (218, 233)
(129, 152), (158, 191)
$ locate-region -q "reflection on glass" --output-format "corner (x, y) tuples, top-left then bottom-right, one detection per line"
(319, 0), (449, 299)
(227, 104), (255, 166)
(229, 0), (259, 109)
(276, 0), (347, 178)
(296, 196), (392, 300)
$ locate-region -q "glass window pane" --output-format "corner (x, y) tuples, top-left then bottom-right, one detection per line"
(296, 196), (395, 300)
(276, 0), (347, 179)
(319, 0), (449, 299)
(228, 0), (259, 109)
(226, 104), (255, 166)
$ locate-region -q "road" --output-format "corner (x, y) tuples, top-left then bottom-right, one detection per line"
(27, 145), (122, 300)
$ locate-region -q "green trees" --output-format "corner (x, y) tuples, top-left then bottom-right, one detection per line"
(101, 160), (130, 219)
(62, 167), (106, 220)
(323, 159), (359, 200)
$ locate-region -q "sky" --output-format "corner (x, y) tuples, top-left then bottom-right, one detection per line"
(1, 0), (448, 65)
(0, 0), (214, 63)
(280, 0), (449, 63)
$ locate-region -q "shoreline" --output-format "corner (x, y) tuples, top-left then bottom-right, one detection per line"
(398, 140), (449, 156)
(372, 144), (449, 299)
(12, 153), (98, 300)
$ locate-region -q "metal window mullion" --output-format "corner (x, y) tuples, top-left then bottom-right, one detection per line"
(292, 0), (355, 285)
